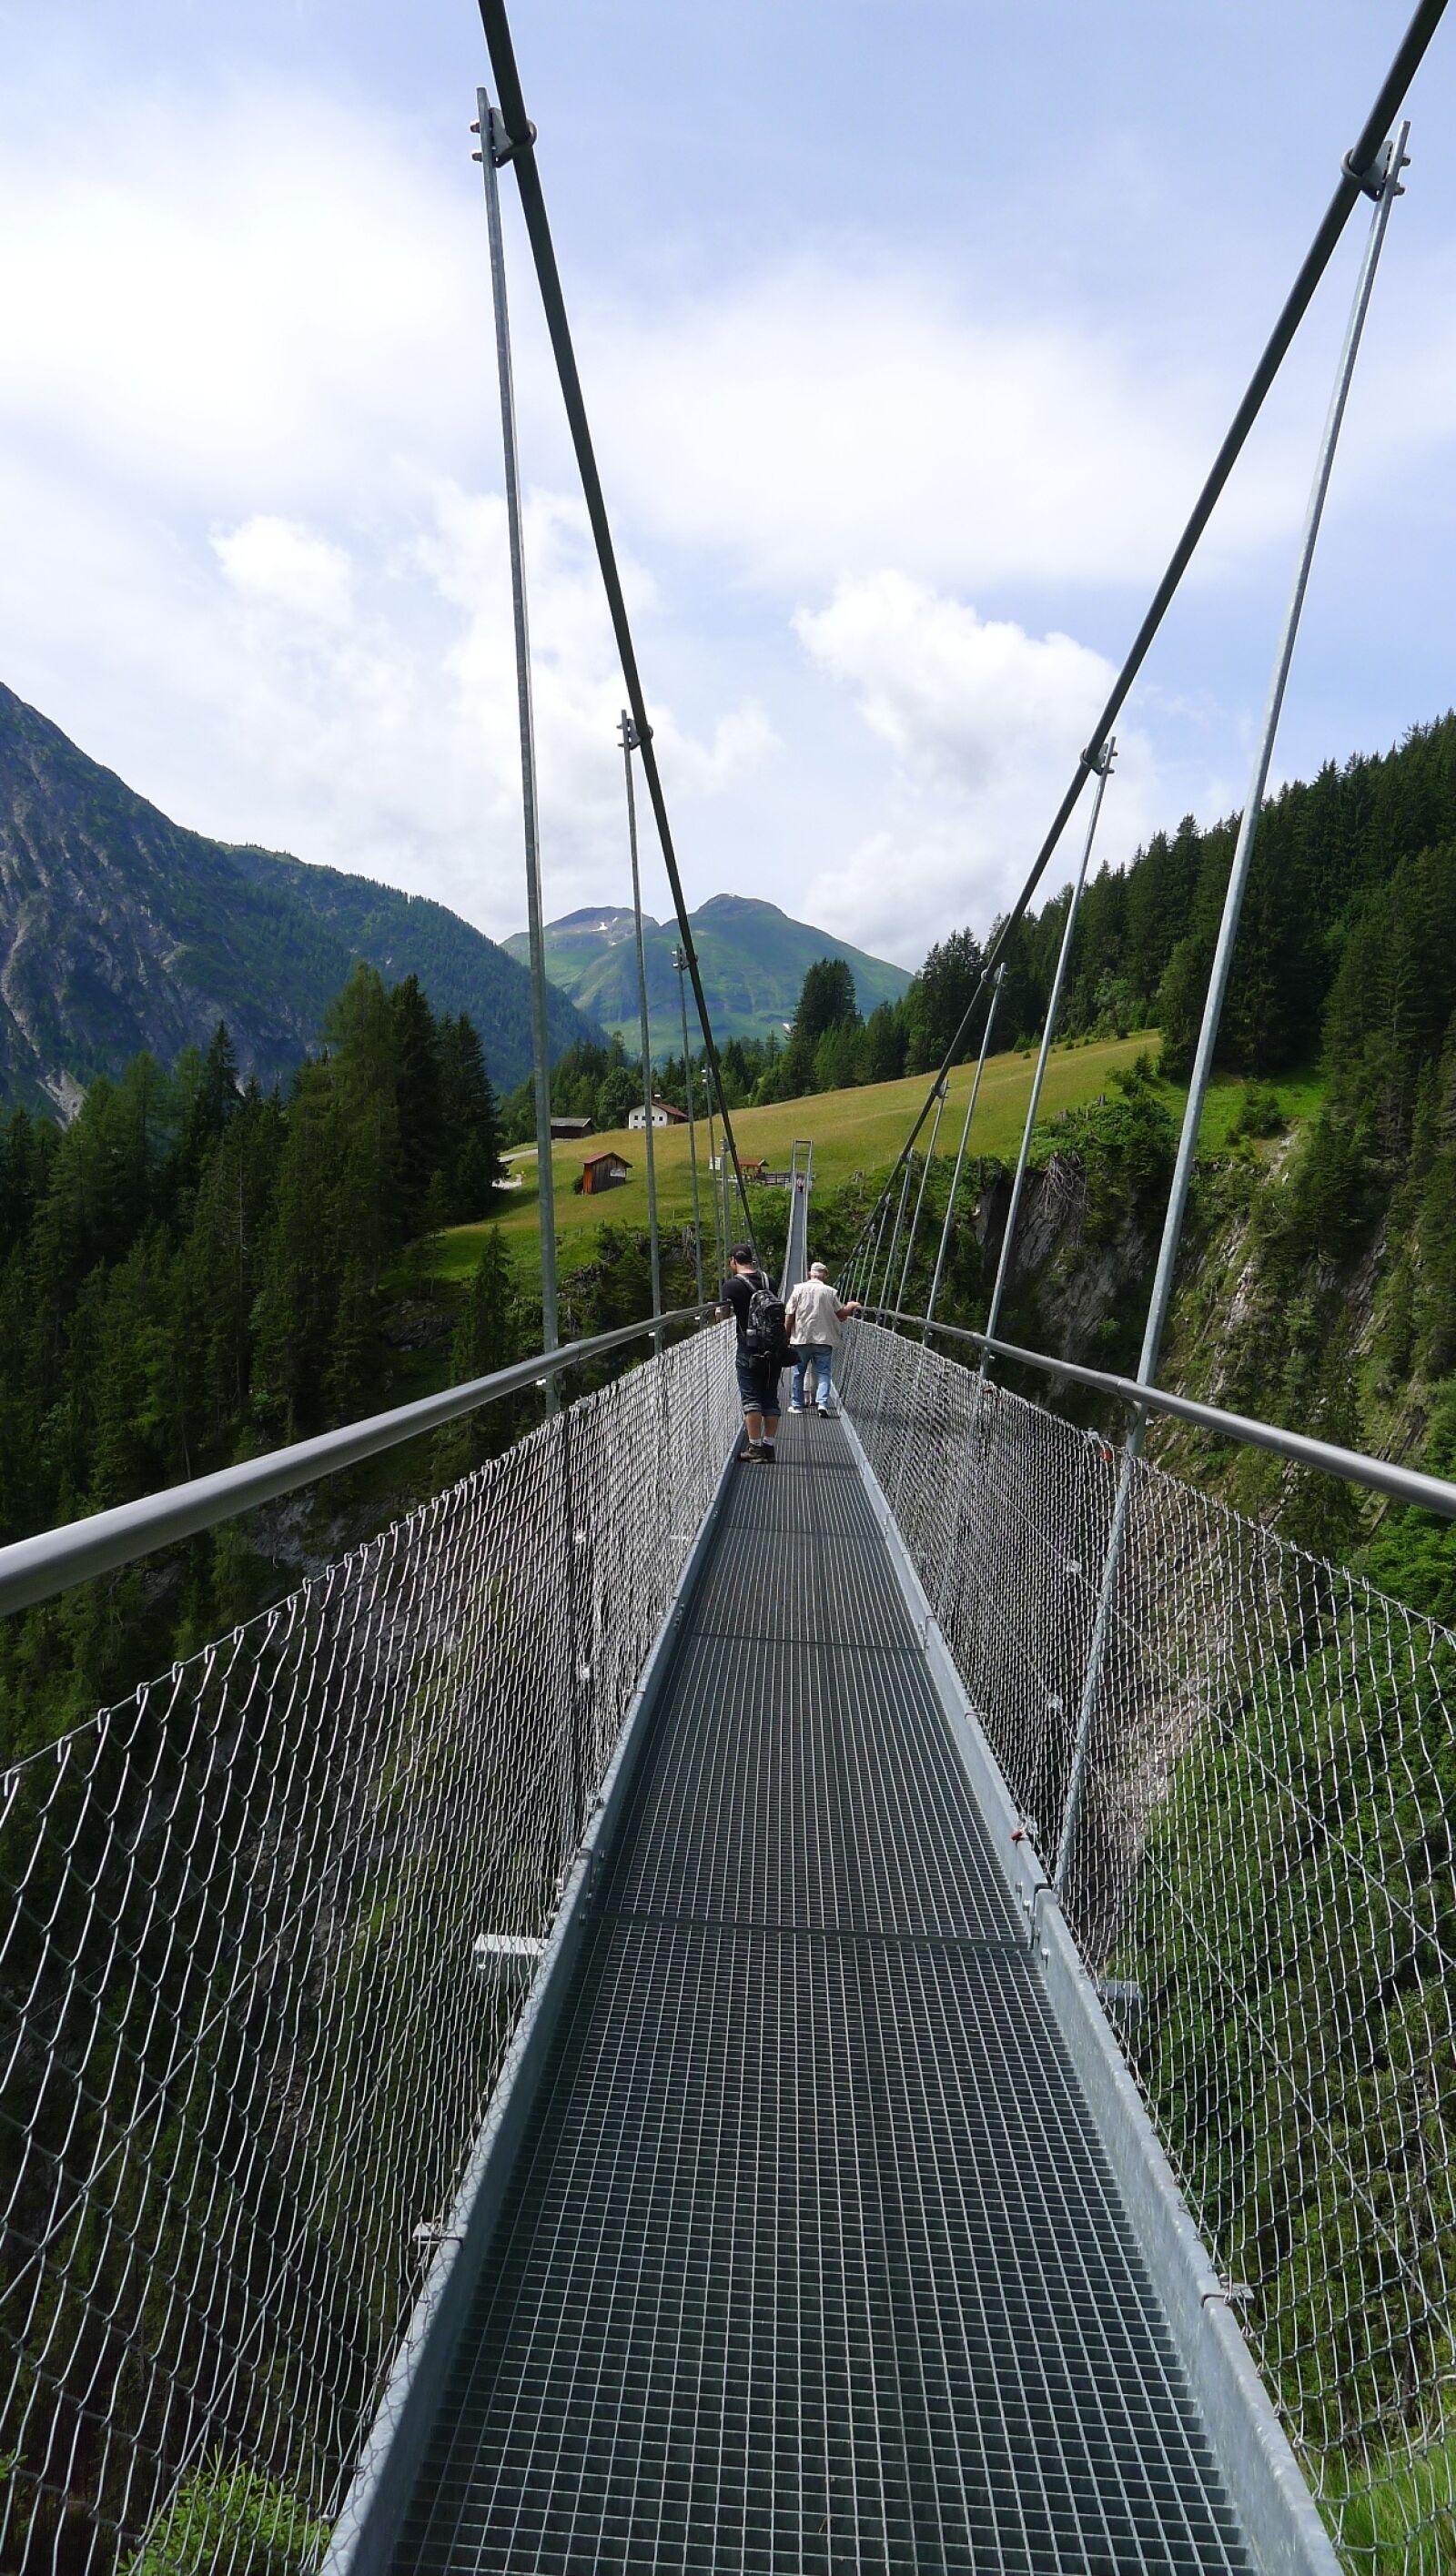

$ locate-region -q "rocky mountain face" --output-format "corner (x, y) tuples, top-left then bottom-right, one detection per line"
(0, 684), (599, 1110)
(504, 892), (911, 1057)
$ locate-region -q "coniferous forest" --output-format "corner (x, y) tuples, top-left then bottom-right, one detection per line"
(739, 711), (1456, 1098)
(0, 965), (507, 1762)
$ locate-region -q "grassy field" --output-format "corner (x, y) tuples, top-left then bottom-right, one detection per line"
(428, 1034), (1323, 1288)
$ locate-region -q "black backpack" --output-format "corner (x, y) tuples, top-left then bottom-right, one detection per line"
(743, 1277), (786, 1359)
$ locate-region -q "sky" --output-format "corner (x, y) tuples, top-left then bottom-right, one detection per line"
(2, 1), (1455, 969)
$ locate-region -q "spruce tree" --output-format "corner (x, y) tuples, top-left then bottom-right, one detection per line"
(439, 1013), (501, 1220)
(447, 1230), (528, 1463)
(325, 1257), (376, 1425)
(391, 975), (446, 1235)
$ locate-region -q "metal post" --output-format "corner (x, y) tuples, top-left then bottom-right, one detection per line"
(477, 94), (558, 1357)
(889, 1078), (949, 1517)
(893, 1012), (986, 1514)
(703, 1076), (722, 1284)
(893, 1078), (949, 1323)
(876, 1154), (916, 1318)
(719, 1075), (734, 1257)
(672, 947), (706, 1304)
(923, 965), (1006, 1335)
(1052, 128), (1410, 1904)
(981, 749), (1114, 1360)
(853, 1188), (884, 1308)
(620, 712), (662, 1328)
(867, 1188), (892, 1303)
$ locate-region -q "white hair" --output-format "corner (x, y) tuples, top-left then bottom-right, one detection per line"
(809, 1260), (829, 1277)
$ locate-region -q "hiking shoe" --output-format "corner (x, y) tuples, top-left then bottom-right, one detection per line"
(759, 1445), (778, 1465)
(739, 1442), (763, 1463)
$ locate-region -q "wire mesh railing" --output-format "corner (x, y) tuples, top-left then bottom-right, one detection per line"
(0, 1323), (737, 2574)
(839, 1318), (1456, 2572)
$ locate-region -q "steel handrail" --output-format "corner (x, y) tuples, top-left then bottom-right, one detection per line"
(864, 1305), (1456, 1523)
(0, 1304), (721, 1621)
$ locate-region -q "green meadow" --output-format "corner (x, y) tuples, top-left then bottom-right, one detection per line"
(430, 1035), (1322, 1289)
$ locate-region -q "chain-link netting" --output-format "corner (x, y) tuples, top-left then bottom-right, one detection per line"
(0, 1324), (737, 2574)
(840, 1318), (1456, 2573)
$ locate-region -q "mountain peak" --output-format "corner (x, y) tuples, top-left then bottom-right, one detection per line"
(511, 891), (910, 1056)
(691, 893), (790, 924)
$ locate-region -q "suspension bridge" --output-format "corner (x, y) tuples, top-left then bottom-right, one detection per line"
(4, 1), (1456, 2571)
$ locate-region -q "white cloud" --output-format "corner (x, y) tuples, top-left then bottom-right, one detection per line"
(579, 260), (1315, 596)
(213, 518), (356, 628)
(0, 85), (482, 516)
(794, 573), (1113, 785)
(0, 52), (1431, 987)
(791, 571), (1166, 960)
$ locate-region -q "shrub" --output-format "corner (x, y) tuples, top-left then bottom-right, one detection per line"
(126, 2460), (327, 2576)
(1228, 1079), (1287, 1144)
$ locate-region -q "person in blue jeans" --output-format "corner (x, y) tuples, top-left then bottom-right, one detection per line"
(785, 1262), (862, 1415)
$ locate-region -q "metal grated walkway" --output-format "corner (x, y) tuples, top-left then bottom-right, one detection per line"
(391, 1412), (1254, 2574)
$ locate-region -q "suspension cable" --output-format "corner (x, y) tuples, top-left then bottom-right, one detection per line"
(473, 0), (759, 1258)
(842, 0), (1448, 1277)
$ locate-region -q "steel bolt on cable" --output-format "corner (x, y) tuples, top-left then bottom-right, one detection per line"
(1052, 129), (1410, 1903)
(479, 94), (558, 1360)
(620, 711), (662, 1335)
(981, 749), (1115, 1373)
(672, 947), (705, 1304)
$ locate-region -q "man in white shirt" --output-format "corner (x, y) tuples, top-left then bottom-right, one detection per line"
(784, 1262), (862, 1416)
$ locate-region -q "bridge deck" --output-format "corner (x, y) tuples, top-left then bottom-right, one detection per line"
(392, 1413), (1253, 2574)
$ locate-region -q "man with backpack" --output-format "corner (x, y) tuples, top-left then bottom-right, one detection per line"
(718, 1243), (789, 1464)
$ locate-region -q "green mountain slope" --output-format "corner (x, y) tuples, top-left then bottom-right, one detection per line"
(503, 892), (910, 1057)
(0, 683), (600, 1109)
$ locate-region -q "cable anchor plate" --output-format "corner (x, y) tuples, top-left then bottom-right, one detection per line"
(474, 105), (537, 167)
(1341, 132), (1409, 199)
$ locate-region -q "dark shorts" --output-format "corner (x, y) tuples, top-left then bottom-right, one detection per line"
(734, 1348), (782, 1413)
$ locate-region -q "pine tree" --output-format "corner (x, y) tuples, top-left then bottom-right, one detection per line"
(439, 1013), (501, 1220)
(391, 975), (446, 1236)
(445, 1230), (528, 1465)
(783, 958), (861, 1093)
(172, 1023), (240, 1199)
(325, 1257), (375, 1425)
(905, 930), (983, 1072)
(251, 1066), (344, 1437)
(326, 965), (401, 1287)
(856, 1003), (908, 1084)
(453, 1230), (521, 1381)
